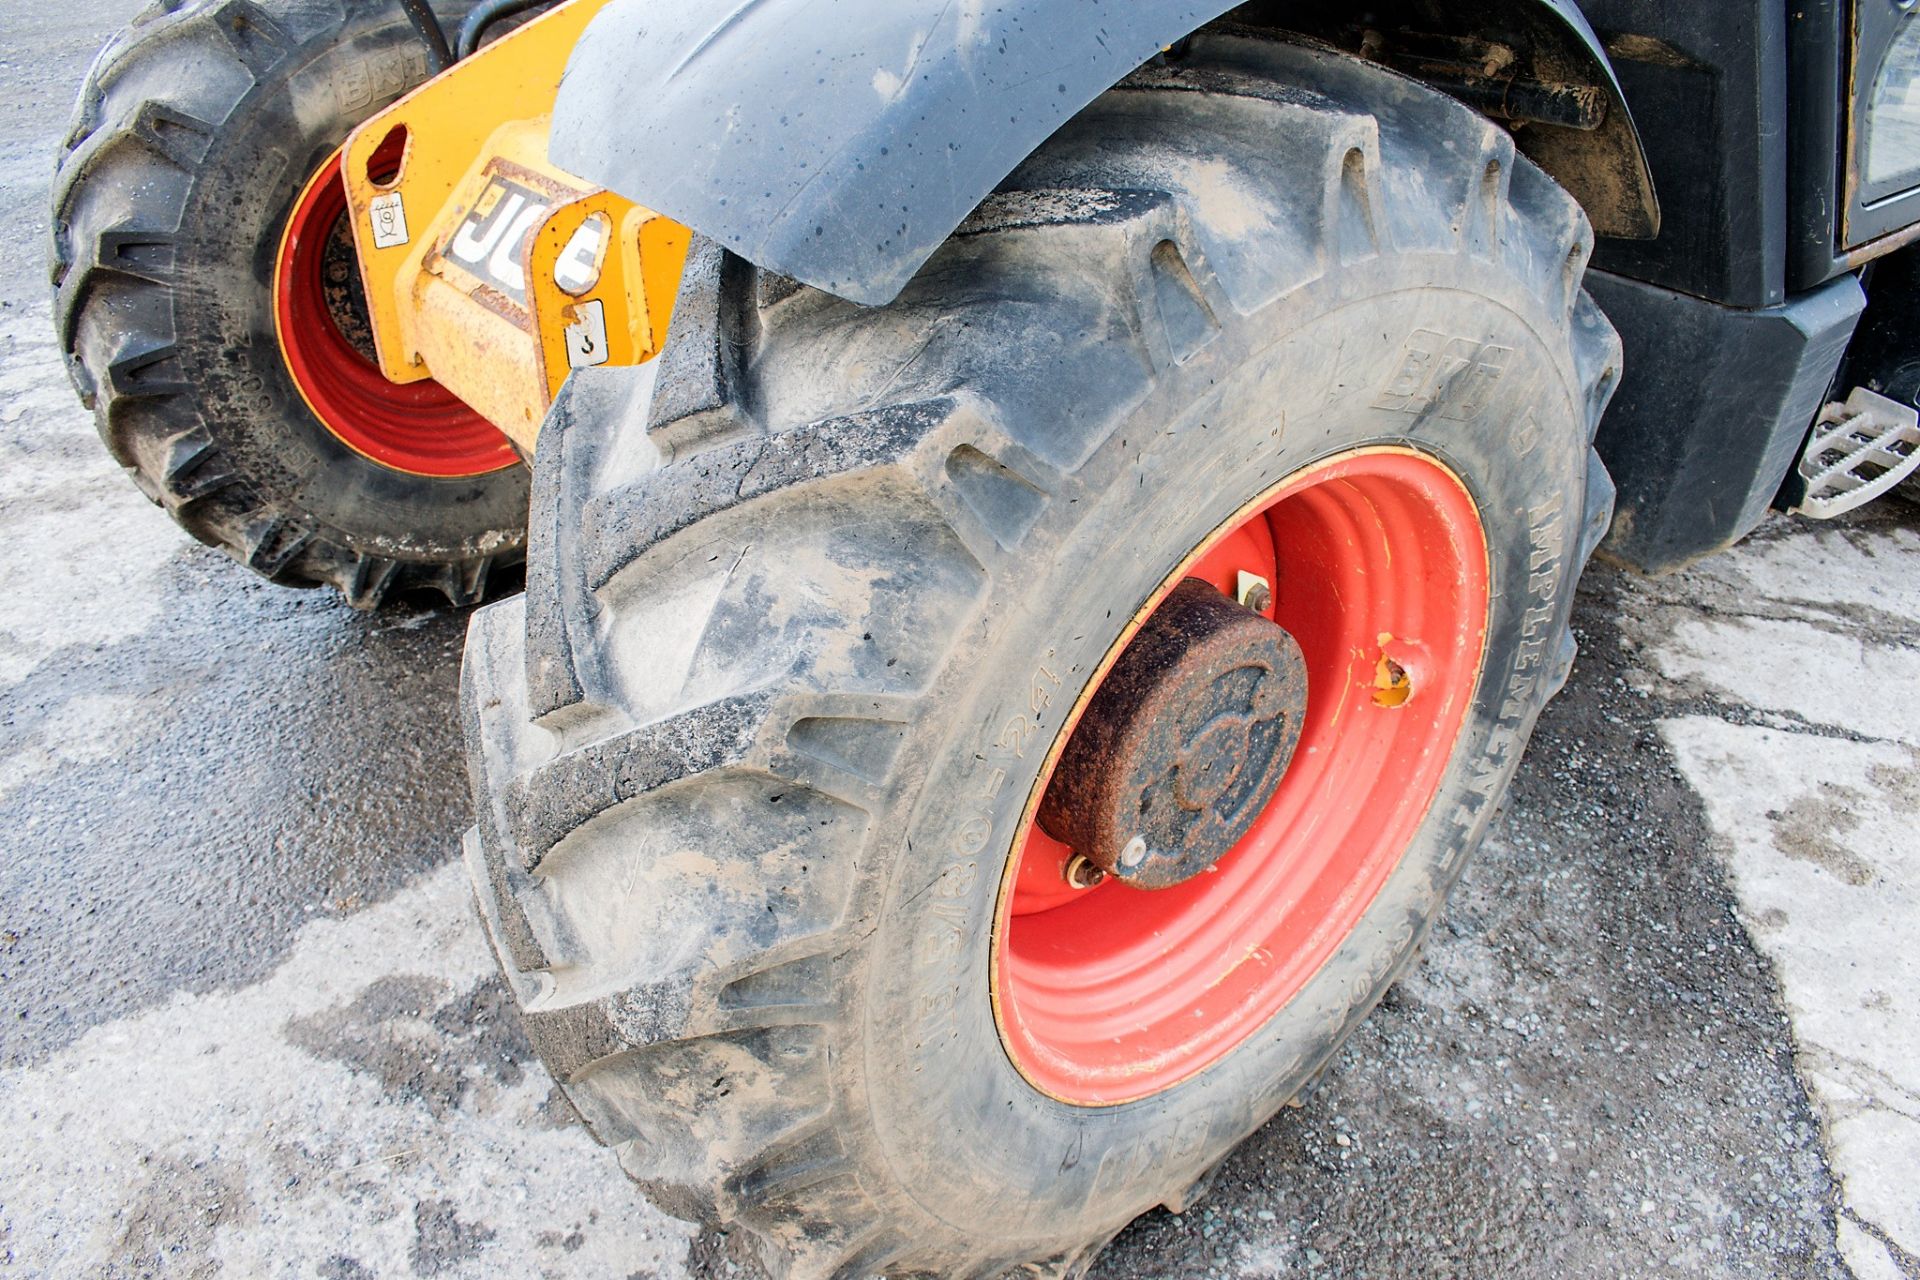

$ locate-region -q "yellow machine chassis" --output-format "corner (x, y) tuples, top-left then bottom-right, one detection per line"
(339, 0), (689, 453)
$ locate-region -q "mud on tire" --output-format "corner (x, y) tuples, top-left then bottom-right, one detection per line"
(465, 31), (1621, 1279)
(52, 0), (527, 608)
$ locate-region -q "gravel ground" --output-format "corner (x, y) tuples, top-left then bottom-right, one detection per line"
(2, 4), (1914, 1278)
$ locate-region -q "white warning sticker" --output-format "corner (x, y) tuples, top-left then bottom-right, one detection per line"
(368, 192), (409, 249)
(564, 299), (610, 369)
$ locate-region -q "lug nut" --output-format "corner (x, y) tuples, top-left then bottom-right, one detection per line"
(1236, 570), (1273, 614)
(1063, 854), (1106, 889)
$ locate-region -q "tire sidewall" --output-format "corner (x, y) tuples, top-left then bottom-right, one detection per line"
(856, 252), (1590, 1249)
(170, 6), (527, 560)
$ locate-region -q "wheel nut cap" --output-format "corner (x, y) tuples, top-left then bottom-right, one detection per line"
(1038, 577), (1309, 889)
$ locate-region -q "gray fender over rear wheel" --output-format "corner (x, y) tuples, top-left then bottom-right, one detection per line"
(464, 32), (1620, 1279)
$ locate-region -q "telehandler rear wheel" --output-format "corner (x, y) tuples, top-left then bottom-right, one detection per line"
(52, 0), (526, 608)
(464, 34), (1620, 1279)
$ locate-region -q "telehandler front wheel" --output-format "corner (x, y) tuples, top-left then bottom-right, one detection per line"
(464, 33), (1620, 1279)
(53, 0), (527, 608)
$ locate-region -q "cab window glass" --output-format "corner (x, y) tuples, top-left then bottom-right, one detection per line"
(1867, 17), (1920, 188)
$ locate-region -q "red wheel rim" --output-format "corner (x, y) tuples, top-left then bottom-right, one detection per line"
(992, 447), (1490, 1105)
(272, 150), (518, 478)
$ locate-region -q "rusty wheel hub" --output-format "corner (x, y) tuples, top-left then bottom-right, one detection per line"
(1039, 578), (1309, 889)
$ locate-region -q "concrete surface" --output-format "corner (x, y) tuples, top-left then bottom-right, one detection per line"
(1628, 523), (1920, 1279)
(1, 4), (1916, 1278)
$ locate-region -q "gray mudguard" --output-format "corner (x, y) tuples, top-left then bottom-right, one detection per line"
(551, 0), (1644, 305)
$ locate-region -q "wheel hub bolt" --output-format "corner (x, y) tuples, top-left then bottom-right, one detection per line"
(1236, 570), (1273, 614)
(1063, 853), (1107, 889)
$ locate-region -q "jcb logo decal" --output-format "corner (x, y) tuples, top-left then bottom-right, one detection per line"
(1374, 328), (1513, 421)
(444, 175), (550, 303)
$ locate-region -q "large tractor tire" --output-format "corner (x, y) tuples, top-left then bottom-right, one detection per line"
(52, 0), (527, 608)
(465, 32), (1620, 1279)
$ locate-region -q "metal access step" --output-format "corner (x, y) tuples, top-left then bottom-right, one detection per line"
(1791, 387), (1920, 519)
